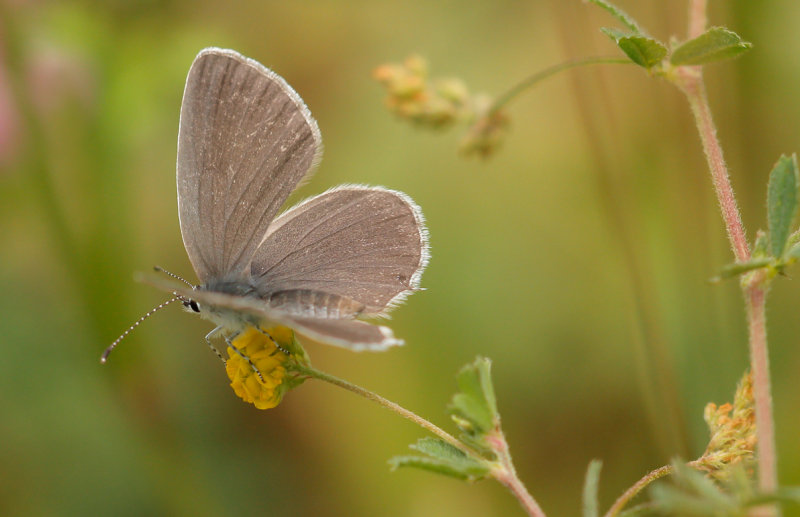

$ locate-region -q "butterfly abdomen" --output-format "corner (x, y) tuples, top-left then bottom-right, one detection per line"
(266, 289), (365, 319)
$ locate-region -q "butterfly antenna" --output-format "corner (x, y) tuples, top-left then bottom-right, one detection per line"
(101, 295), (181, 363)
(154, 266), (195, 288)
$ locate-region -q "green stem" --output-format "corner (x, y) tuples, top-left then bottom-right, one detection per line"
(294, 364), (477, 457)
(294, 364), (546, 517)
(604, 464), (675, 517)
(490, 57), (631, 114)
(605, 459), (715, 517)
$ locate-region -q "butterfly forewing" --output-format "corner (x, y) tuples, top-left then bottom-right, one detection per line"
(250, 186), (429, 316)
(177, 48), (321, 284)
(142, 279), (401, 351)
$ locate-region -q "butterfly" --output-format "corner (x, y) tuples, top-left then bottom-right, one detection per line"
(104, 48), (429, 363)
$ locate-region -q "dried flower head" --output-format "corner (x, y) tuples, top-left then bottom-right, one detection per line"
(696, 370), (756, 480)
(459, 94), (509, 159)
(373, 55), (472, 129)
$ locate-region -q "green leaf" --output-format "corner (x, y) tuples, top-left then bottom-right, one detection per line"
(670, 27), (753, 65)
(601, 28), (667, 68)
(388, 455), (482, 480)
(785, 230), (800, 254)
(767, 154), (799, 257)
(582, 460), (603, 517)
(617, 505), (653, 517)
(753, 229), (769, 257)
(410, 437), (472, 463)
(585, 0), (642, 33)
(710, 257), (773, 282)
(786, 241), (800, 260)
(389, 438), (490, 481)
(449, 357), (499, 438)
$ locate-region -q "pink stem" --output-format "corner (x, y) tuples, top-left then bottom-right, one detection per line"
(680, 3), (778, 509)
(746, 284), (778, 495)
(679, 69), (749, 262)
(687, 0), (708, 39)
(489, 431), (546, 517)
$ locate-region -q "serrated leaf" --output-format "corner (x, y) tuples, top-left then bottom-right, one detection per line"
(585, 0), (642, 33)
(451, 393), (493, 434)
(410, 437), (472, 463)
(582, 460), (603, 517)
(449, 357), (499, 437)
(670, 27), (752, 65)
(601, 29), (667, 68)
(767, 154), (799, 258)
(388, 452), (490, 481)
(392, 438), (490, 482)
(710, 258), (773, 282)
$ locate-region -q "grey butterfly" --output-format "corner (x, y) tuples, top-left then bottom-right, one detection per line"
(145, 47), (429, 354)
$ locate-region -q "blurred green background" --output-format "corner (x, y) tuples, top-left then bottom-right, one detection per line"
(2, 1), (799, 515)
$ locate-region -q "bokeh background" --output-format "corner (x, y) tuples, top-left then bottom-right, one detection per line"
(2, 1), (800, 515)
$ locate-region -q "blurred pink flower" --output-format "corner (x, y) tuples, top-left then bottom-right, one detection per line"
(0, 49), (20, 169)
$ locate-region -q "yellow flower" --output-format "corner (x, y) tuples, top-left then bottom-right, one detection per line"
(225, 326), (298, 410)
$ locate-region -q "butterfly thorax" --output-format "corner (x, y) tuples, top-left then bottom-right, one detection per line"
(194, 279), (263, 331)
(201, 279), (257, 297)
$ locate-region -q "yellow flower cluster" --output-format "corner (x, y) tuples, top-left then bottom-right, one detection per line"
(696, 371), (756, 479)
(225, 326), (294, 410)
(373, 55), (470, 128)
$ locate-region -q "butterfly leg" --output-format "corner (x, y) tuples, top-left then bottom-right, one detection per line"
(223, 331), (266, 384)
(255, 327), (291, 356)
(204, 326), (227, 364)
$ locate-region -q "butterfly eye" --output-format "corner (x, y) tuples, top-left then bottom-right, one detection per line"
(183, 299), (200, 313)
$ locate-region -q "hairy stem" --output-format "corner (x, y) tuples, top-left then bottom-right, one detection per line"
(294, 364), (472, 454)
(295, 364), (546, 516)
(488, 430), (546, 517)
(678, 68), (749, 262)
(745, 282), (778, 496)
(675, 3), (778, 510)
(604, 464), (677, 517)
(687, 0), (707, 39)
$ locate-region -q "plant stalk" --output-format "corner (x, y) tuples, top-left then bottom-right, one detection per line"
(294, 364), (474, 455)
(745, 282), (778, 496)
(295, 364), (546, 517)
(488, 430), (547, 517)
(676, 2), (778, 508)
(677, 68), (749, 263)
(490, 57), (630, 114)
(604, 464), (676, 517)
